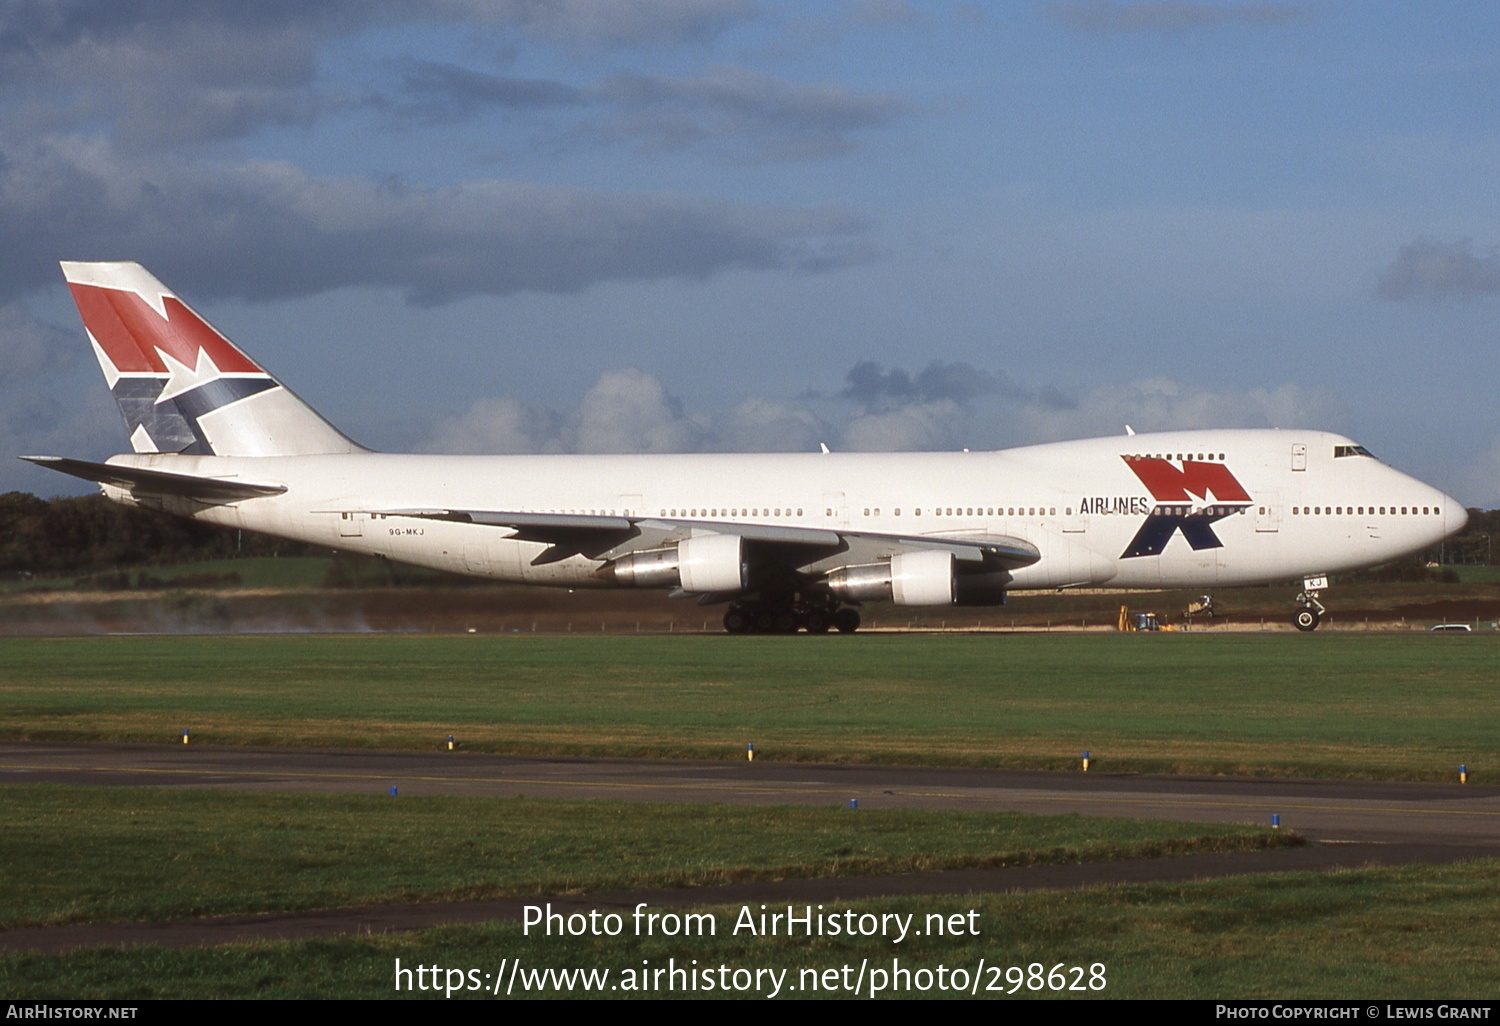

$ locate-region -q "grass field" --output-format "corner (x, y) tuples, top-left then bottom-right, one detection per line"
(5, 859), (1498, 999)
(1, 631), (1493, 1000)
(1, 633), (1496, 778)
(1453, 565), (1500, 586)
(0, 785), (1286, 929)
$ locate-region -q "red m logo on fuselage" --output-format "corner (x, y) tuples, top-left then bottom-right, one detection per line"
(1123, 457), (1251, 503)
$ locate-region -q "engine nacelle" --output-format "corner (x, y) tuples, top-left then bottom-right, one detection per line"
(891, 549), (956, 605)
(678, 534), (746, 593)
(825, 550), (958, 606)
(596, 534), (747, 593)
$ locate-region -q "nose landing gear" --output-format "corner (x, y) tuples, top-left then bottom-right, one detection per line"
(1292, 577), (1327, 631)
(1293, 603), (1321, 631)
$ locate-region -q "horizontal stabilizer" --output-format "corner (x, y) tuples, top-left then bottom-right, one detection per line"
(19, 456), (287, 503)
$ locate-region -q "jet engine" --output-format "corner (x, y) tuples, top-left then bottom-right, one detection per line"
(596, 534), (747, 593)
(825, 550), (958, 606)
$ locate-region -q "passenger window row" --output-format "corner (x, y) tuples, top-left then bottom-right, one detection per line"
(643, 505), (1062, 520)
(658, 507), (804, 518)
(1124, 453), (1227, 462)
(1291, 505), (1439, 516)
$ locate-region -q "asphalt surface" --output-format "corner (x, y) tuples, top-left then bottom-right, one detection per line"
(3, 741), (1498, 952)
(5, 741), (1498, 844)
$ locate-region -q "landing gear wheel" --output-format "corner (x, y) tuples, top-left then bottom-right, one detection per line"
(772, 610), (798, 634)
(832, 608), (861, 634)
(801, 609), (831, 634)
(723, 608), (750, 634)
(1293, 607), (1320, 632)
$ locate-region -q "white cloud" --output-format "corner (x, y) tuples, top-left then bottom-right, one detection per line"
(430, 367), (709, 454)
(842, 400), (968, 451)
(424, 362), (1339, 460)
(569, 368), (708, 453)
(715, 396), (828, 453)
(423, 396), (563, 454)
(1012, 378), (1345, 442)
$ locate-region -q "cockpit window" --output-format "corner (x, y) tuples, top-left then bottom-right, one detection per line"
(1334, 444), (1375, 459)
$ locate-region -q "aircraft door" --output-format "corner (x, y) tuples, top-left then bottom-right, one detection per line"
(338, 511), (363, 538)
(463, 533), (491, 575)
(823, 491), (849, 528)
(1062, 502), (1088, 534)
(1255, 490), (1281, 533)
(1291, 443), (1307, 471)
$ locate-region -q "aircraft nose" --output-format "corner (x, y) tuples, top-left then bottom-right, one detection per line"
(1444, 495), (1469, 538)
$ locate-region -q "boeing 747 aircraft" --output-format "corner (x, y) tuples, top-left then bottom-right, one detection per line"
(24, 261), (1466, 633)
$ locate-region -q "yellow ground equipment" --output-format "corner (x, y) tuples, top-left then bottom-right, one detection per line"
(1118, 605), (1177, 631)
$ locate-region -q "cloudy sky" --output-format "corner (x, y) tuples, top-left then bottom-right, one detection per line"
(5, 1), (1500, 504)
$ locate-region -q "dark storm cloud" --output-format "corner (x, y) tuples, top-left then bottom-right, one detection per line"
(1048, 1), (1312, 34)
(1, 1), (893, 156)
(0, 139), (875, 304)
(0, 1), (360, 144)
(593, 65), (910, 160)
(0, 0), (756, 62)
(0, 0), (761, 144)
(0, 0), (350, 63)
(445, 0), (759, 49)
(394, 60), (586, 122)
(0, 1), (882, 305)
(840, 360), (1025, 413)
(1377, 237), (1500, 301)
(382, 61), (907, 162)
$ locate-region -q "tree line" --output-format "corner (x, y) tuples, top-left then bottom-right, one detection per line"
(0, 491), (322, 579)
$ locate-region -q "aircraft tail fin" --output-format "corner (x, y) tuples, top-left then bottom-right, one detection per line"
(60, 261), (365, 457)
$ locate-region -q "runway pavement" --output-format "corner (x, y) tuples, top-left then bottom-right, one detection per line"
(2, 741), (1497, 952)
(3, 740), (1498, 845)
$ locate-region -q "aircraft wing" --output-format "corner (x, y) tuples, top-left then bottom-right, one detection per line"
(20, 455), (287, 503)
(373, 507), (1041, 571)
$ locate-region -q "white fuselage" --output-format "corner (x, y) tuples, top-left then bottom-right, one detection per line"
(103, 428), (1463, 595)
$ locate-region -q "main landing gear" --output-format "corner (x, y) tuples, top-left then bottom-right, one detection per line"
(722, 597), (861, 634)
(1292, 586), (1327, 632)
